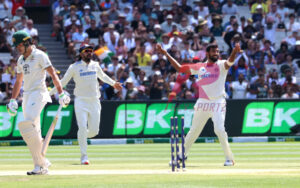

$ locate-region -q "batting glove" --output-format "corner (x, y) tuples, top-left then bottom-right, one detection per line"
(59, 92), (71, 107)
(7, 99), (18, 116)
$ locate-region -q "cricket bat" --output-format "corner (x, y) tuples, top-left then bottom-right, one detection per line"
(41, 104), (63, 156)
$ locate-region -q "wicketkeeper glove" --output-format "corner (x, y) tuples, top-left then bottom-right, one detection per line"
(7, 99), (18, 116)
(59, 92), (71, 107)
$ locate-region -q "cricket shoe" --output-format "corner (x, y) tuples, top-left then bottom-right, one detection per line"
(224, 160), (235, 166)
(27, 166), (48, 175)
(169, 155), (187, 166)
(81, 155), (90, 165)
(45, 158), (51, 168)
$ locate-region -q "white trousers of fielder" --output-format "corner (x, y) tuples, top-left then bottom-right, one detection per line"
(75, 97), (101, 156)
(183, 97), (234, 161)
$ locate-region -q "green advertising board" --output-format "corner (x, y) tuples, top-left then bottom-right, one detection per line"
(242, 102), (300, 134)
(0, 104), (73, 138)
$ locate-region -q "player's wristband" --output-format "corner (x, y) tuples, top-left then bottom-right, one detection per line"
(10, 99), (16, 103)
(59, 92), (65, 98)
(227, 61), (234, 66)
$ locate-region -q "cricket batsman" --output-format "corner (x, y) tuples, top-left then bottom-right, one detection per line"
(7, 31), (70, 175)
(50, 44), (122, 165)
(157, 42), (241, 166)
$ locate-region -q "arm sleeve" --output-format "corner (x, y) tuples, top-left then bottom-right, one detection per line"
(97, 65), (116, 86)
(16, 59), (22, 74)
(39, 53), (52, 69)
(179, 64), (199, 75)
(49, 65), (74, 95)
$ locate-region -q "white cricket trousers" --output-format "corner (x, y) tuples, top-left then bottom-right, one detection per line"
(22, 91), (48, 167)
(75, 97), (101, 156)
(184, 97), (234, 161)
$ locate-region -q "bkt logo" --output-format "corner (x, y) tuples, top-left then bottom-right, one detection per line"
(113, 103), (194, 136)
(0, 105), (73, 138)
(242, 102), (300, 134)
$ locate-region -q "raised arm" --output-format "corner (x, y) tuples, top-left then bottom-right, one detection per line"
(225, 43), (241, 70)
(156, 44), (191, 74)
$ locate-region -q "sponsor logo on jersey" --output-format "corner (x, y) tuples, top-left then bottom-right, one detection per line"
(80, 71), (96, 76)
(23, 64), (30, 74)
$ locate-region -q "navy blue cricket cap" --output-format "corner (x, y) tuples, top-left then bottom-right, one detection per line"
(79, 44), (93, 53)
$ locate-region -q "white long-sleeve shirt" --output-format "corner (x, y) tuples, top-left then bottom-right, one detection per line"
(50, 60), (115, 98)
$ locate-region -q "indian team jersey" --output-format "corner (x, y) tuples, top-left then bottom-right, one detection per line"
(189, 60), (228, 100)
(16, 46), (52, 95)
(57, 60), (115, 98)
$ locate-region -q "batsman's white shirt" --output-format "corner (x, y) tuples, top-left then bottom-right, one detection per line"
(16, 46), (52, 102)
(57, 60), (115, 98)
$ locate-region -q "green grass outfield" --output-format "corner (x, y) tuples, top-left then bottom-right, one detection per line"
(0, 142), (300, 188)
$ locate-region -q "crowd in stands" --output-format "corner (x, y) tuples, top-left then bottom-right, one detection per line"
(0, 0), (299, 102)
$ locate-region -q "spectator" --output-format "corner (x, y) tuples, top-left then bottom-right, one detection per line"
(210, 14), (224, 36)
(2, 18), (15, 46)
(152, 1), (163, 23)
(124, 77), (137, 100)
(193, 0), (209, 19)
(189, 10), (200, 28)
(149, 71), (164, 99)
(86, 19), (102, 39)
(281, 86), (299, 98)
(277, 0), (289, 21)
(286, 13), (300, 32)
(99, 0), (113, 11)
(71, 24), (89, 45)
(22, 19), (38, 37)
(255, 74), (269, 98)
(0, 0), (9, 20)
(279, 67), (297, 85)
(108, 3), (119, 22)
(153, 24), (163, 42)
(290, 41), (300, 60)
(81, 5), (95, 21)
(251, 0), (268, 14)
(136, 85), (148, 100)
(11, 0), (24, 16)
(275, 41), (289, 64)
(243, 18), (257, 39)
(181, 0), (192, 14)
(135, 44), (151, 67)
(107, 56), (122, 78)
(0, 34), (12, 52)
(160, 34), (171, 51)
(11, 7), (27, 30)
(181, 41), (195, 62)
(161, 14), (175, 33)
(123, 5), (133, 23)
(123, 26), (136, 50)
(115, 13), (128, 35)
(103, 23), (120, 53)
(230, 73), (249, 98)
(209, 1), (222, 15)
(222, 0), (238, 16)
(252, 4), (264, 23)
(263, 16), (278, 45)
(178, 17), (193, 33)
(281, 54), (299, 74)
(233, 53), (249, 80)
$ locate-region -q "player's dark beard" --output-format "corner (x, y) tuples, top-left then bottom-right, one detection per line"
(83, 57), (91, 62)
(82, 55), (91, 63)
(209, 55), (218, 62)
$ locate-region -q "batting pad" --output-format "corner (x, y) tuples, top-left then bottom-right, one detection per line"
(18, 121), (46, 167)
